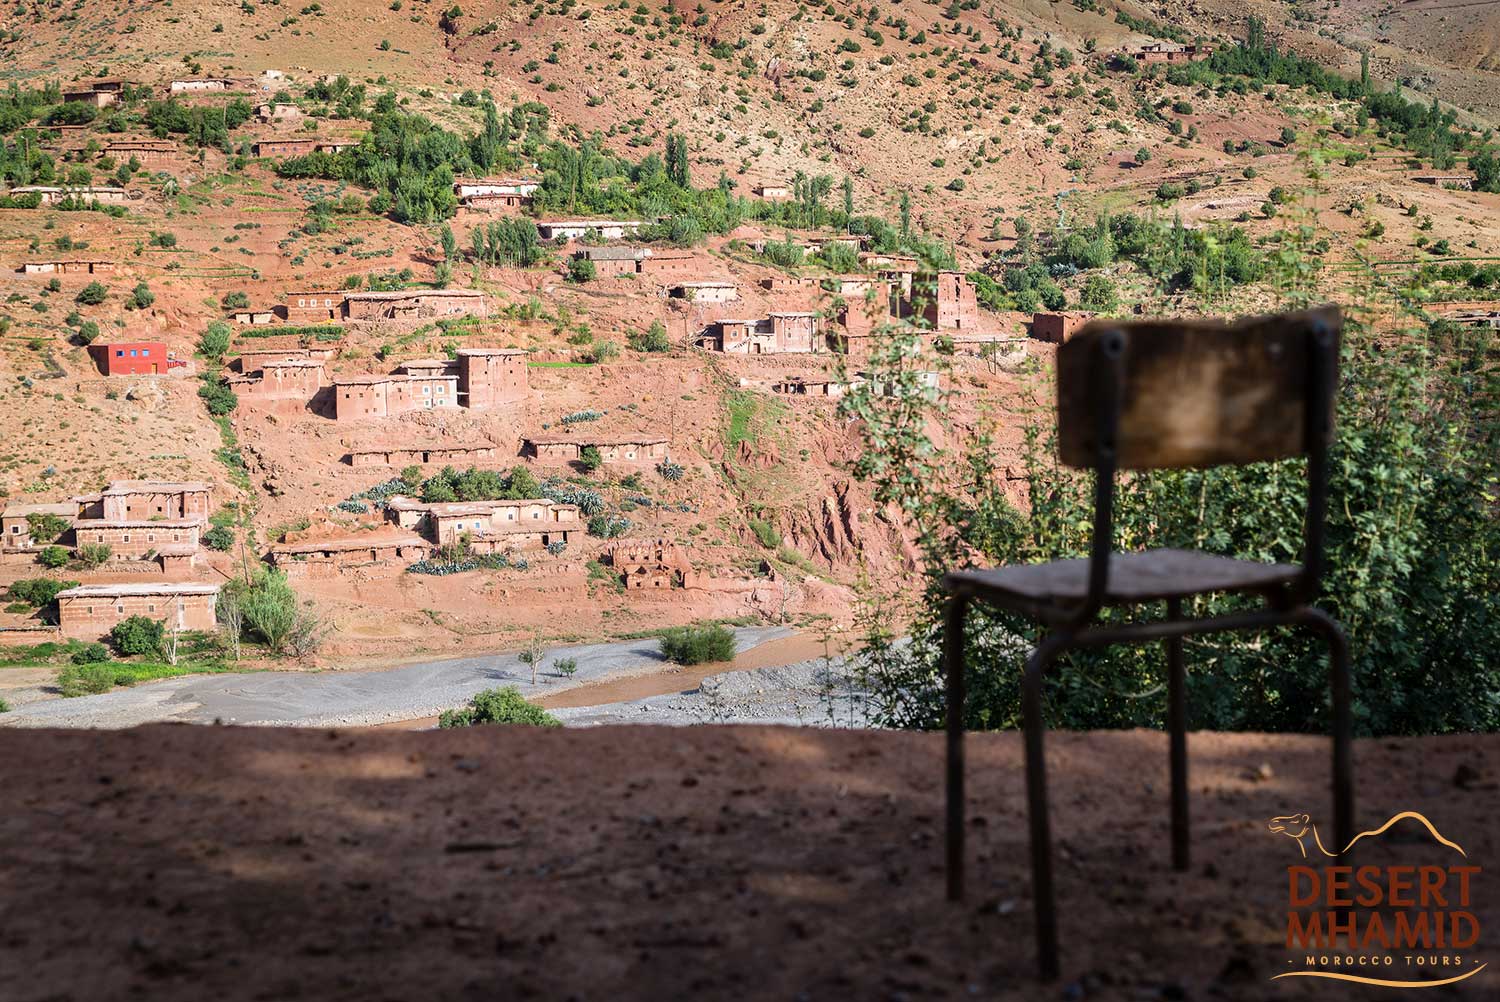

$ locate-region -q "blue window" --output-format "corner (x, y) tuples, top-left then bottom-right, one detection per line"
(115, 350), (124, 357)
(141, 349), (150, 357)
(129, 349), (138, 357)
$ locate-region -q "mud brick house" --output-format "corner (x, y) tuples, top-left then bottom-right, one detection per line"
(235, 344), (316, 372)
(1030, 310), (1096, 344)
(75, 480), (213, 522)
(536, 220), (643, 241)
(104, 140), (175, 163)
(269, 533), (430, 578)
(454, 178), (541, 199)
(697, 313), (820, 354)
(344, 289), (487, 321)
(455, 178), (539, 209)
(456, 348), (528, 408)
(332, 373), (459, 420)
(343, 443), (501, 468)
(1413, 174), (1476, 190)
(1121, 42), (1213, 65)
(1, 502), (75, 549)
(920, 271), (981, 331)
(87, 341), (188, 376)
(230, 309), (277, 325)
(760, 276), (819, 293)
(252, 138), (318, 157)
(523, 436), (670, 467)
(72, 518), (203, 565)
(9, 186), (131, 205)
(55, 583), (219, 640)
(285, 291), (345, 324)
(636, 250), (698, 277)
(62, 79), (130, 107)
(771, 376), (849, 399)
(19, 260), (114, 275)
(229, 360), (327, 405)
(751, 183), (793, 201)
(461, 192), (530, 211)
(256, 103), (303, 124)
(386, 497), (581, 550)
(168, 78), (248, 93)
(668, 280), (738, 303)
(575, 246), (645, 277)
(608, 539), (702, 590)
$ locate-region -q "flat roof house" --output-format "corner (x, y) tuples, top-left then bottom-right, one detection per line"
(55, 583), (219, 640)
(332, 374), (459, 421)
(0, 502), (75, 549)
(87, 341), (188, 376)
(536, 220), (644, 241)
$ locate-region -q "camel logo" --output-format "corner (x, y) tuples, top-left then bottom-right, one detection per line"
(1268, 811), (1468, 860)
(1266, 811), (1485, 989)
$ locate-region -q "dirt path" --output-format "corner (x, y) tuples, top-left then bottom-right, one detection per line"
(3, 724), (1493, 1000)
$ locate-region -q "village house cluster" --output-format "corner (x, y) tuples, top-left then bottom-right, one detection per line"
(2, 481), (222, 640)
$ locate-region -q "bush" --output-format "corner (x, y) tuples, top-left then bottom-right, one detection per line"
(567, 257), (596, 283)
(658, 624), (736, 665)
(75, 543), (111, 568)
(110, 615), (164, 657)
(438, 686), (561, 728)
(75, 281), (107, 305)
(0, 697), (8, 712)
(57, 661), (117, 697)
(223, 291), (250, 309)
(579, 445), (603, 472)
(234, 569), (325, 656)
(749, 518), (781, 548)
(9, 578), (78, 608)
(203, 525), (235, 551)
(657, 459), (685, 481)
(127, 282), (155, 310)
(38, 546), (70, 569)
(198, 378), (238, 416)
(197, 321), (233, 361)
(70, 642), (110, 665)
(628, 320), (671, 352)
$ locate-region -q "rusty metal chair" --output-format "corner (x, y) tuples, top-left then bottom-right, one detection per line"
(940, 306), (1353, 980)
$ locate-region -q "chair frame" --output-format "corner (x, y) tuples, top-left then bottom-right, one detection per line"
(940, 312), (1353, 981)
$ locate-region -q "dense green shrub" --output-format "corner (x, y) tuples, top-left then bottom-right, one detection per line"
(628, 320), (670, 352)
(75, 281), (107, 305)
(438, 686), (561, 727)
(203, 525), (235, 551)
(8, 578), (77, 608)
(38, 546), (70, 569)
(841, 308), (1500, 736)
(57, 661), (116, 697)
(70, 642), (109, 665)
(110, 616), (164, 657)
(659, 625), (736, 665)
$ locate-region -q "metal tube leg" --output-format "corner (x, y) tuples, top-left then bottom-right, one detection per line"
(943, 594), (970, 902)
(1166, 597), (1189, 872)
(1301, 608), (1355, 858)
(1022, 640), (1062, 981)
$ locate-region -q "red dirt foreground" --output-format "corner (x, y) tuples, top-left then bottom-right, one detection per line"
(1, 726), (1495, 1001)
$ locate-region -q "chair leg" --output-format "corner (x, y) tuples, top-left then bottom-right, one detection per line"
(943, 594), (970, 902)
(1022, 639), (1063, 981)
(1165, 597), (1189, 872)
(1304, 608), (1355, 858)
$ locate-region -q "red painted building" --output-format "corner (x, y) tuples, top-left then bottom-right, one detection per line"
(87, 341), (185, 376)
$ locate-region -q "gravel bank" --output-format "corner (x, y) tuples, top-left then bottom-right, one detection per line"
(0, 626), (794, 729)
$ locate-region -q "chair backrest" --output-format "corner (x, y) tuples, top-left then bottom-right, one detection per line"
(1056, 306), (1341, 471)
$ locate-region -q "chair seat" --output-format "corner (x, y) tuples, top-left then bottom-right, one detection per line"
(945, 549), (1300, 606)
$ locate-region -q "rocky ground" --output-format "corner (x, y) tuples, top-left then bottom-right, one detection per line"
(552, 657), (876, 728)
(0, 724), (1494, 1000)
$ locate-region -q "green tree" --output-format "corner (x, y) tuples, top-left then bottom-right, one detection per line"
(628, 320), (670, 352)
(75, 281), (107, 305)
(110, 615), (164, 657)
(578, 445), (604, 472)
(197, 320), (232, 362)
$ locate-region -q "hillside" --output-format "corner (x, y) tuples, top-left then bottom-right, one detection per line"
(1, 0), (1498, 672)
